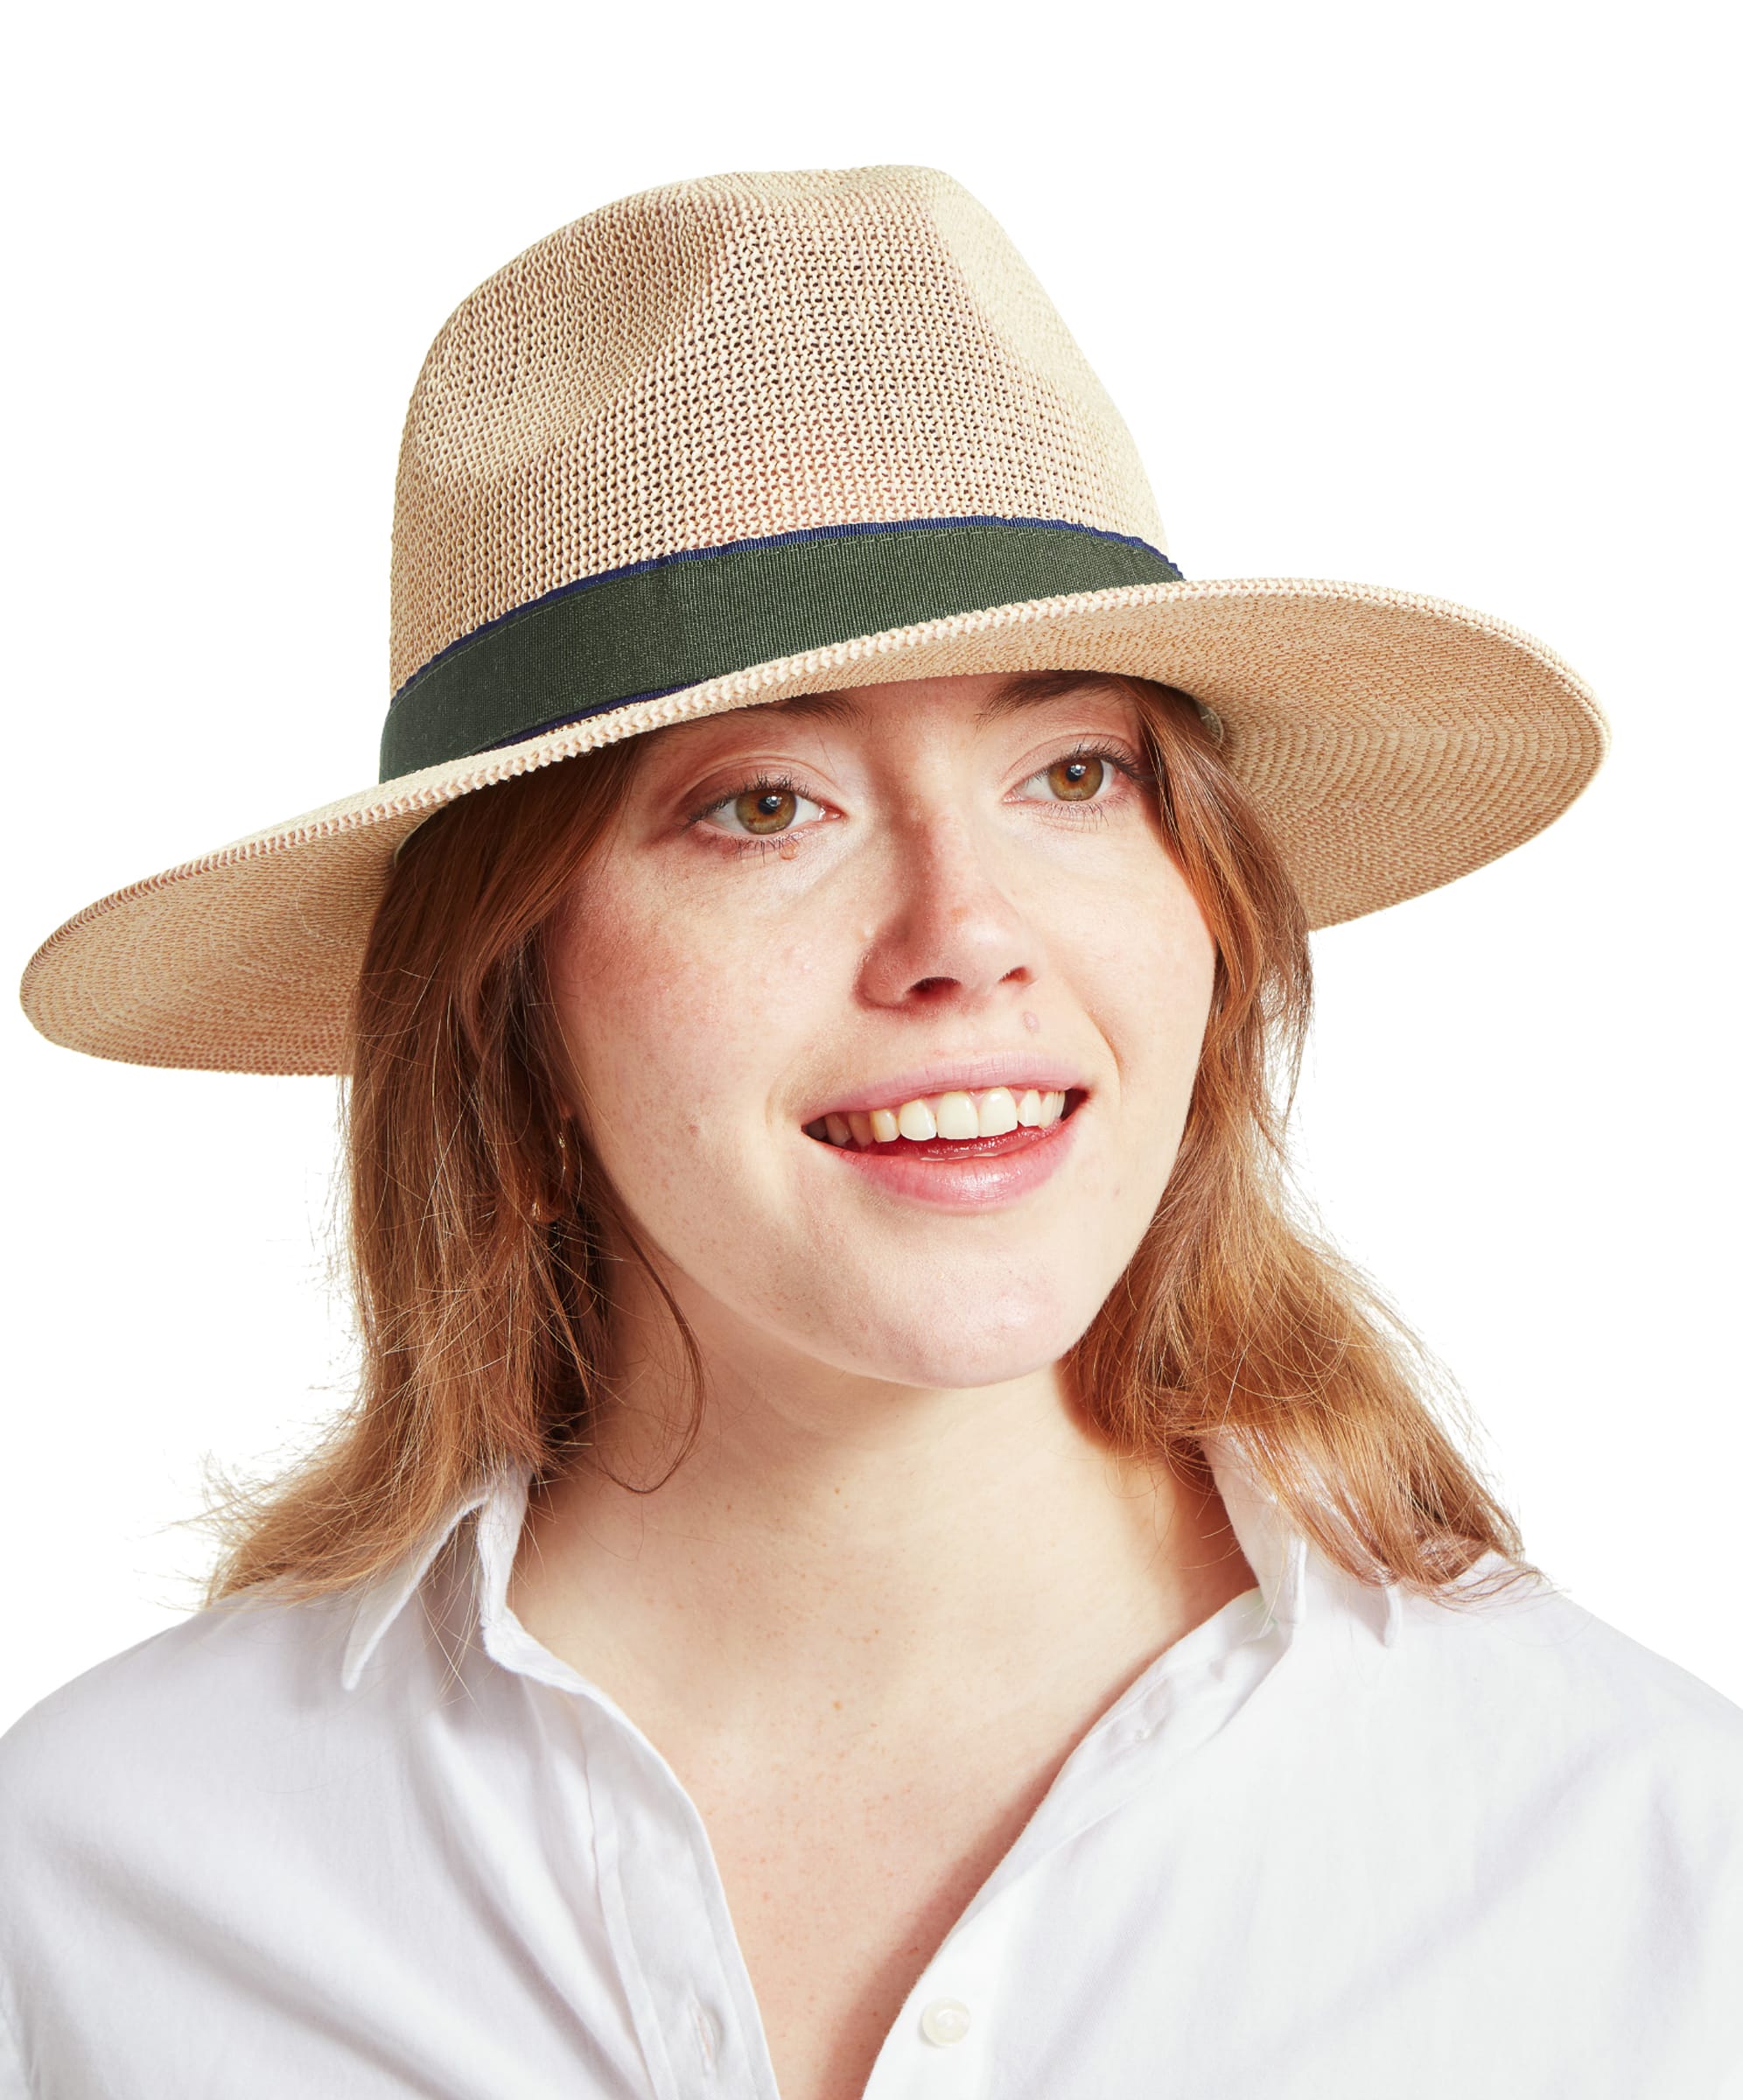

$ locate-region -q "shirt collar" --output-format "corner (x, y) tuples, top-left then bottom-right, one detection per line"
(340, 1475), (499, 1690)
(339, 1429), (1399, 1691)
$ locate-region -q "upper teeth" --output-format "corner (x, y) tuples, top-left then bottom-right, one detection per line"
(806, 1087), (1070, 1148)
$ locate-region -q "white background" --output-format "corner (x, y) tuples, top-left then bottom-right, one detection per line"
(3, 0), (1737, 1732)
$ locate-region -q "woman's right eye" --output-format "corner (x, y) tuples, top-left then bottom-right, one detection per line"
(693, 776), (829, 843)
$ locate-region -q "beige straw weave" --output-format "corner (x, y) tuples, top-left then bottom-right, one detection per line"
(391, 166), (1164, 694)
(18, 164), (1607, 1074)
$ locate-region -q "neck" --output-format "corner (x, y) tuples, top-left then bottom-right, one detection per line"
(508, 1281), (1257, 1750)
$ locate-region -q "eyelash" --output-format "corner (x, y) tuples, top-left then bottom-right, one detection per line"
(684, 739), (1155, 859)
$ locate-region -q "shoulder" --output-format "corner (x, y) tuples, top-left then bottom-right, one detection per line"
(2, 1581), (358, 1736)
(0, 1561), (497, 2092)
(0, 1586), (365, 1864)
(1275, 1560), (1743, 2024)
(1397, 1559), (1740, 1717)
(1381, 1559), (1743, 1822)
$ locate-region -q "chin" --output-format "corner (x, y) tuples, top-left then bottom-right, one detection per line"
(802, 1298), (1096, 1393)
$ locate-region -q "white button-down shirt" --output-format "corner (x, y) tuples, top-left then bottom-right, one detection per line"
(3, 1437), (1740, 2098)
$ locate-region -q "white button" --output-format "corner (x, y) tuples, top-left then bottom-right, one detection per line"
(920, 1997), (972, 2046)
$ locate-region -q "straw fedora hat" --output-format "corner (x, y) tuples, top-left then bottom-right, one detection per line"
(20, 164), (1606, 1075)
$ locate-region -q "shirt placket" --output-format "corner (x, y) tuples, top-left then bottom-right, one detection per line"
(857, 1887), (1025, 2100)
(858, 1588), (1296, 2098)
(584, 1684), (1032, 2100)
(473, 1486), (780, 2100)
(581, 1714), (780, 2100)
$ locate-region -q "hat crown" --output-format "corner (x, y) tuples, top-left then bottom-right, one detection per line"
(389, 164), (1165, 695)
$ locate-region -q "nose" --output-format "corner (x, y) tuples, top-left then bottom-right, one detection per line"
(855, 800), (1039, 1012)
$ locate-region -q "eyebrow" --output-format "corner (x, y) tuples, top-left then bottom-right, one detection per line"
(751, 670), (1136, 732)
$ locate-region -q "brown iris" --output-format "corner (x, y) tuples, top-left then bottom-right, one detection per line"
(1046, 755), (1105, 801)
(734, 788), (800, 836)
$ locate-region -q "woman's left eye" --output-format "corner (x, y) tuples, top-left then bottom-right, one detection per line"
(695, 777), (828, 842)
(1014, 746), (1138, 807)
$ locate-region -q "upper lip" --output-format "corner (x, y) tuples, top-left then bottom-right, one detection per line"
(800, 1054), (1090, 1123)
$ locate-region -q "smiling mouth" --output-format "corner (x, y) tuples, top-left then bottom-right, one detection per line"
(803, 1086), (1084, 1156)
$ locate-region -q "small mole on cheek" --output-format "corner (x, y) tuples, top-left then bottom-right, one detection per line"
(1022, 1010), (1040, 1033)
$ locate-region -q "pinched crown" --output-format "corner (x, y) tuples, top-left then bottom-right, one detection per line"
(388, 165), (1167, 700)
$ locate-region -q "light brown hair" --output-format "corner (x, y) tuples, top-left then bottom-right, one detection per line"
(198, 674), (1535, 1607)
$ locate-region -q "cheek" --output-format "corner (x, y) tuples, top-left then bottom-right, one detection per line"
(553, 906), (721, 1133)
(547, 874), (822, 1206)
(1083, 858), (1217, 1139)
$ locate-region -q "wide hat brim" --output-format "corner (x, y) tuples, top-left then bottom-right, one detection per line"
(20, 573), (1606, 1075)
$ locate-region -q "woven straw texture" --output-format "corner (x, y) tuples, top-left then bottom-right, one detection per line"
(390, 166), (1164, 694)
(18, 164), (1607, 1074)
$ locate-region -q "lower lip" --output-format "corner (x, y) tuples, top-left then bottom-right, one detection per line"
(808, 1097), (1085, 1211)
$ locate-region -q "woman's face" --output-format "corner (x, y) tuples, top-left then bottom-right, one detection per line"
(546, 672), (1215, 1390)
